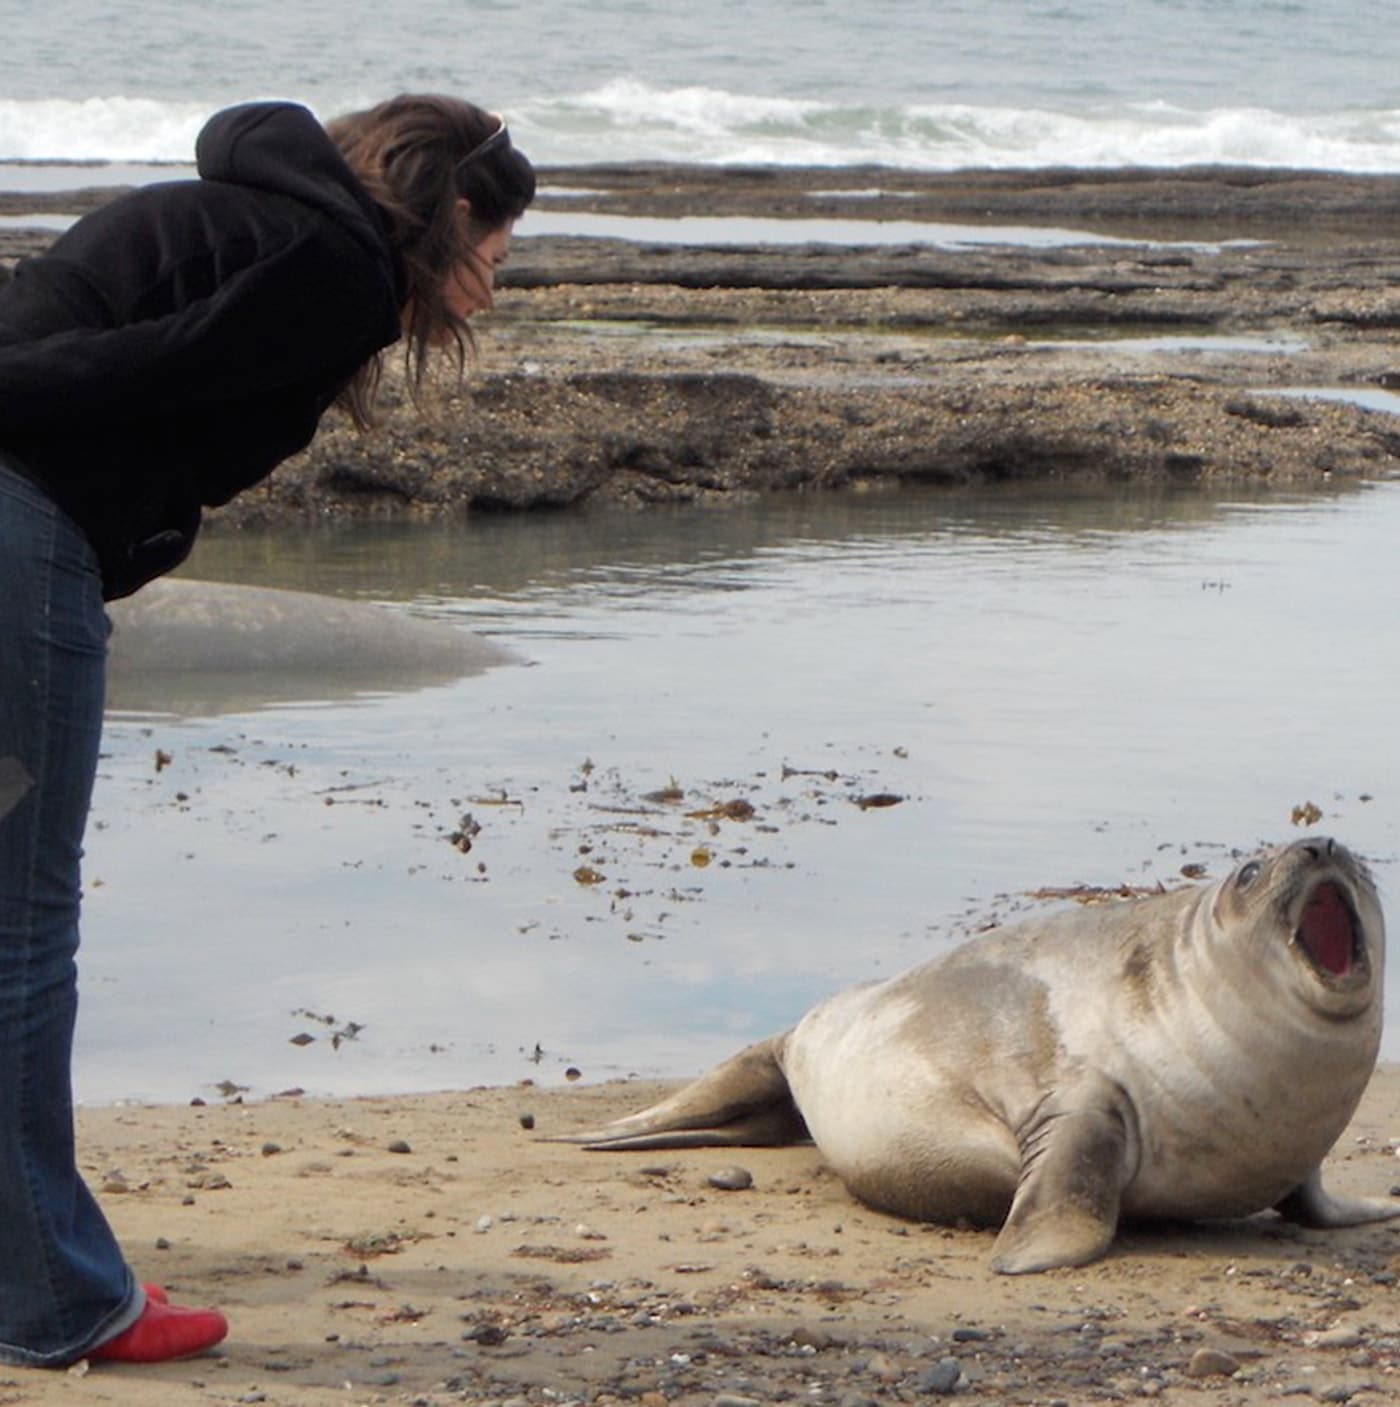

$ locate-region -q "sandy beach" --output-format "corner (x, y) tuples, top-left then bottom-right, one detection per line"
(3, 163), (1400, 1403)
(4, 1067), (1389, 1405)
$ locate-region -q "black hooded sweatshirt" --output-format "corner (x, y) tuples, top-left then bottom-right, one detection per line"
(0, 102), (406, 598)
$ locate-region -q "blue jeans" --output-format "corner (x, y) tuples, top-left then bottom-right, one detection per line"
(0, 461), (141, 1366)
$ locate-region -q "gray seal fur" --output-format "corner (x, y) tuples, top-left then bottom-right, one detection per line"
(555, 837), (1398, 1272)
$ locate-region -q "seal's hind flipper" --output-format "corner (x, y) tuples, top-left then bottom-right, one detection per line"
(1275, 1168), (1400, 1228)
(546, 1034), (808, 1150)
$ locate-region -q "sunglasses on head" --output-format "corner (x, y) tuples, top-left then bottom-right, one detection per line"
(456, 115), (510, 177)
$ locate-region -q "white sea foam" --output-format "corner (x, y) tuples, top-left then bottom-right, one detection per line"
(0, 98), (211, 163)
(2, 83), (1398, 172)
(522, 81), (1400, 171)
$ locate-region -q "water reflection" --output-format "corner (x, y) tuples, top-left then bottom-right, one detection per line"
(106, 577), (519, 716)
(187, 479), (1352, 603)
(78, 479), (1400, 1105)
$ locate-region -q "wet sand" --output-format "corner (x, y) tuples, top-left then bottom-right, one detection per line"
(16, 1067), (1397, 1405)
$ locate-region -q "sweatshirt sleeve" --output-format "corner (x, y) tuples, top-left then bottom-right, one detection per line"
(0, 219), (399, 435)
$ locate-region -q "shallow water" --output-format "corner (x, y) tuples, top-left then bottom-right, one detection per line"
(80, 479), (1400, 1105)
(516, 209), (1209, 250)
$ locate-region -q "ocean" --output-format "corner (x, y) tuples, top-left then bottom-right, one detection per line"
(0, 0), (1396, 171)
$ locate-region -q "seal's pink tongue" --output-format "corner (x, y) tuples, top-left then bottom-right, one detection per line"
(1298, 883), (1354, 976)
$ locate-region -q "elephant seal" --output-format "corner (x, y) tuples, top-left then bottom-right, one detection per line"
(556, 837), (1398, 1273)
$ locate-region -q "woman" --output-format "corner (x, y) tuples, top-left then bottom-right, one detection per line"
(0, 94), (535, 1366)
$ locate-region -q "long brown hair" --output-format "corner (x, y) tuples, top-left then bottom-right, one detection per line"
(326, 94), (536, 426)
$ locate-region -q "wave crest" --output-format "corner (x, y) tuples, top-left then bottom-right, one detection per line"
(3, 84), (1399, 171)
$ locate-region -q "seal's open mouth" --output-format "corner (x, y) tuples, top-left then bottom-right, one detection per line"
(1295, 881), (1363, 980)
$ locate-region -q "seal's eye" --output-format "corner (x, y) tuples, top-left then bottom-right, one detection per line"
(1235, 861), (1262, 889)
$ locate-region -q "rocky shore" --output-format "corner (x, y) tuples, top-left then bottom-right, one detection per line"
(4, 164), (1400, 525)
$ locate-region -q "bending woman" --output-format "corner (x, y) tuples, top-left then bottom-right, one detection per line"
(0, 94), (534, 1366)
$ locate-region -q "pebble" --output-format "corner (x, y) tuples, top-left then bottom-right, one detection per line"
(714, 1396), (763, 1407)
(261, 1141), (282, 1156)
(1184, 1348), (1241, 1379)
(708, 1165), (754, 1191)
(386, 1139), (412, 1154)
(1304, 1327), (1364, 1349)
(915, 1357), (963, 1395)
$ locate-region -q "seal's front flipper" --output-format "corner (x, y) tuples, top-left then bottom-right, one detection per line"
(1275, 1168), (1400, 1228)
(545, 1034), (808, 1150)
(990, 1085), (1137, 1274)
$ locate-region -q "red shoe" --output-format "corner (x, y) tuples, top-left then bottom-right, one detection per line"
(142, 1284), (169, 1304)
(90, 1297), (228, 1363)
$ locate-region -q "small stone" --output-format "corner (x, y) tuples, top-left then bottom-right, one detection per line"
(261, 1142), (283, 1156)
(1304, 1327), (1363, 1349)
(708, 1165), (753, 1191)
(952, 1326), (992, 1342)
(915, 1357), (963, 1395)
(475, 1215), (494, 1233)
(714, 1396), (763, 1407)
(519, 1112), (535, 1130)
(186, 1172), (232, 1191)
(462, 1322), (509, 1346)
(154, 1237), (171, 1251)
(387, 1139), (412, 1155)
(1184, 1348), (1241, 1379)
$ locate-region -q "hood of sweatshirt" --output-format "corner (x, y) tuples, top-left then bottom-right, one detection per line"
(195, 101), (396, 276)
